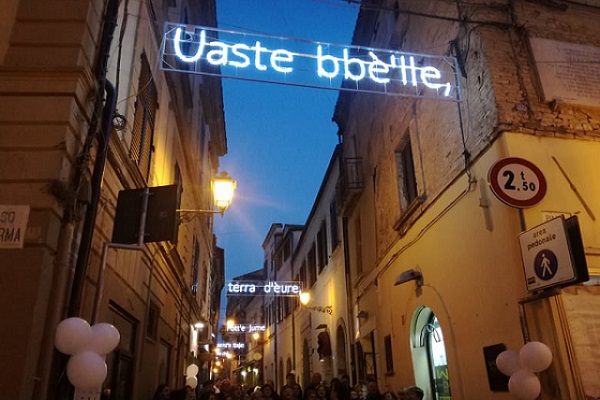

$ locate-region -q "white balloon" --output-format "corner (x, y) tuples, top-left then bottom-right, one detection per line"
(186, 364), (199, 377)
(520, 341), (553, 372)
(66, 351), (107, 389)
(186, 376), (198, 389)
(508, 369), (541, 400)
(55, 318), (92, 355)
(496, 350), (520, 376)
(88, 323), (120, 355)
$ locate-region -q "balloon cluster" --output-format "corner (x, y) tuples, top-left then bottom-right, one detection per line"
(54, 317), (120, 390)
(185, 364), (199, 389)
(496, 341), (553, 400)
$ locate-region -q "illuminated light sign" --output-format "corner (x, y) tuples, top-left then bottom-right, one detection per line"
(217, 342), (245, 349)
(225, 280), (302, 296)
(227, 324), (266, 333)
(160, 24), (460, 100)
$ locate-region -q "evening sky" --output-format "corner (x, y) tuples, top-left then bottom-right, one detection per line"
(214, 1), (359, 284)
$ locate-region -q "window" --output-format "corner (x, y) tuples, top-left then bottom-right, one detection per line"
(355, 217), (363, 276)
(131, 53), (157, 181)
(308, 245), (317, 287)
(329, 200), (339, 249)
(146, 301), (159, 340)
(384, 335), (394, 374)
(317, 221), (328, 273)
(283, 237), (292, 261)
(174, 162), (183, 201)
(300, 261), (307, 288)
(396, 134), (418, 211)
(191, 238), (200, 295)
(106, 304), (137, 400)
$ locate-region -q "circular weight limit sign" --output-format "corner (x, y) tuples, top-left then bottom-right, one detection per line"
(488, 157), (547, 208)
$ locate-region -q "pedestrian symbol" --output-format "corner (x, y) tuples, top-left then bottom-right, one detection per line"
(534, 250), (558, 280)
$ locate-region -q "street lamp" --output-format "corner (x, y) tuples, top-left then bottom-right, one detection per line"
(212, 171), (237, 212)
(226, 319), (236, 330)
(178, 171), (237, 216)
(299, 291), (333, 315)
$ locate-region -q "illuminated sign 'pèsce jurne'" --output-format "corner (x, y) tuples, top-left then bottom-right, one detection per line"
(160, 23), (460, 100)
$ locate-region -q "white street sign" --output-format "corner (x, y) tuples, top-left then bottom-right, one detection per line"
(0, 205), (30, 249)
(518, 216), (575, 292)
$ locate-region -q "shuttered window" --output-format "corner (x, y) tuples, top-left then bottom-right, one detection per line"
(131, 53), (157, 181)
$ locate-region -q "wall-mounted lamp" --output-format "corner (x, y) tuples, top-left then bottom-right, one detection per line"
(299, 291), (333, 314)
(394, 269), (423, 287)
(178, 171), (236, 218)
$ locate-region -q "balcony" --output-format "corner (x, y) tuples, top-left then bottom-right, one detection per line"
(337, 157), (364, 216)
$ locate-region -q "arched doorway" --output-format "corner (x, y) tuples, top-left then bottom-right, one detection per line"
(335, 325), (348, 377)
(302, 340), (311, 388)
(411, 307), (451, 400)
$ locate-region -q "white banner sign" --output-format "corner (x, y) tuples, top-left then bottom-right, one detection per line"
(226, 280), (302, 296)
(160, 24), (460, 101)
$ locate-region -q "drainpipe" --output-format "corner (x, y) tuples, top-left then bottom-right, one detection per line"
(68, 0), (119, 318)
(342, 216), (357, 385)
(33, 221), (76, 400)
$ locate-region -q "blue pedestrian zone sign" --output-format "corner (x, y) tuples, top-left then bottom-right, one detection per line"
(534, 250), (558, 280)
(518, 216), (588, 292)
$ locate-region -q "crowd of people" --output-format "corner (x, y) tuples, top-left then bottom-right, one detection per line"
(152, 373), (424, 400)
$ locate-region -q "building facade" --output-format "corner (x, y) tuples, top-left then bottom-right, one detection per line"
(256, 147), (355, 390)
(247, 1), (600, 399)
(333, 1), (600, 399)
(0, 1), (227, 399)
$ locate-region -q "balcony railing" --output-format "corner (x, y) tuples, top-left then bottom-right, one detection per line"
(337, 157), (364, 216)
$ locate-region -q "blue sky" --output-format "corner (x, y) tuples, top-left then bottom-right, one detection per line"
(214, 1), (359, 283)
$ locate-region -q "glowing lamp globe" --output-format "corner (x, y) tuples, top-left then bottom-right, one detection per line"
(211, 172), (236, 212)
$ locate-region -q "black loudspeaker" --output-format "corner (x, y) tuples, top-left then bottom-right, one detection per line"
(112, 185), (179, 244)
(565, 215), (589, 286)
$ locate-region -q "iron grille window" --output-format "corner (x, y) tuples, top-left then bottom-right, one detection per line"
(131, 53), (157, 181)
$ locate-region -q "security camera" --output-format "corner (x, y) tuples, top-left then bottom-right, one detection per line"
(394, 269), (423, 286)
